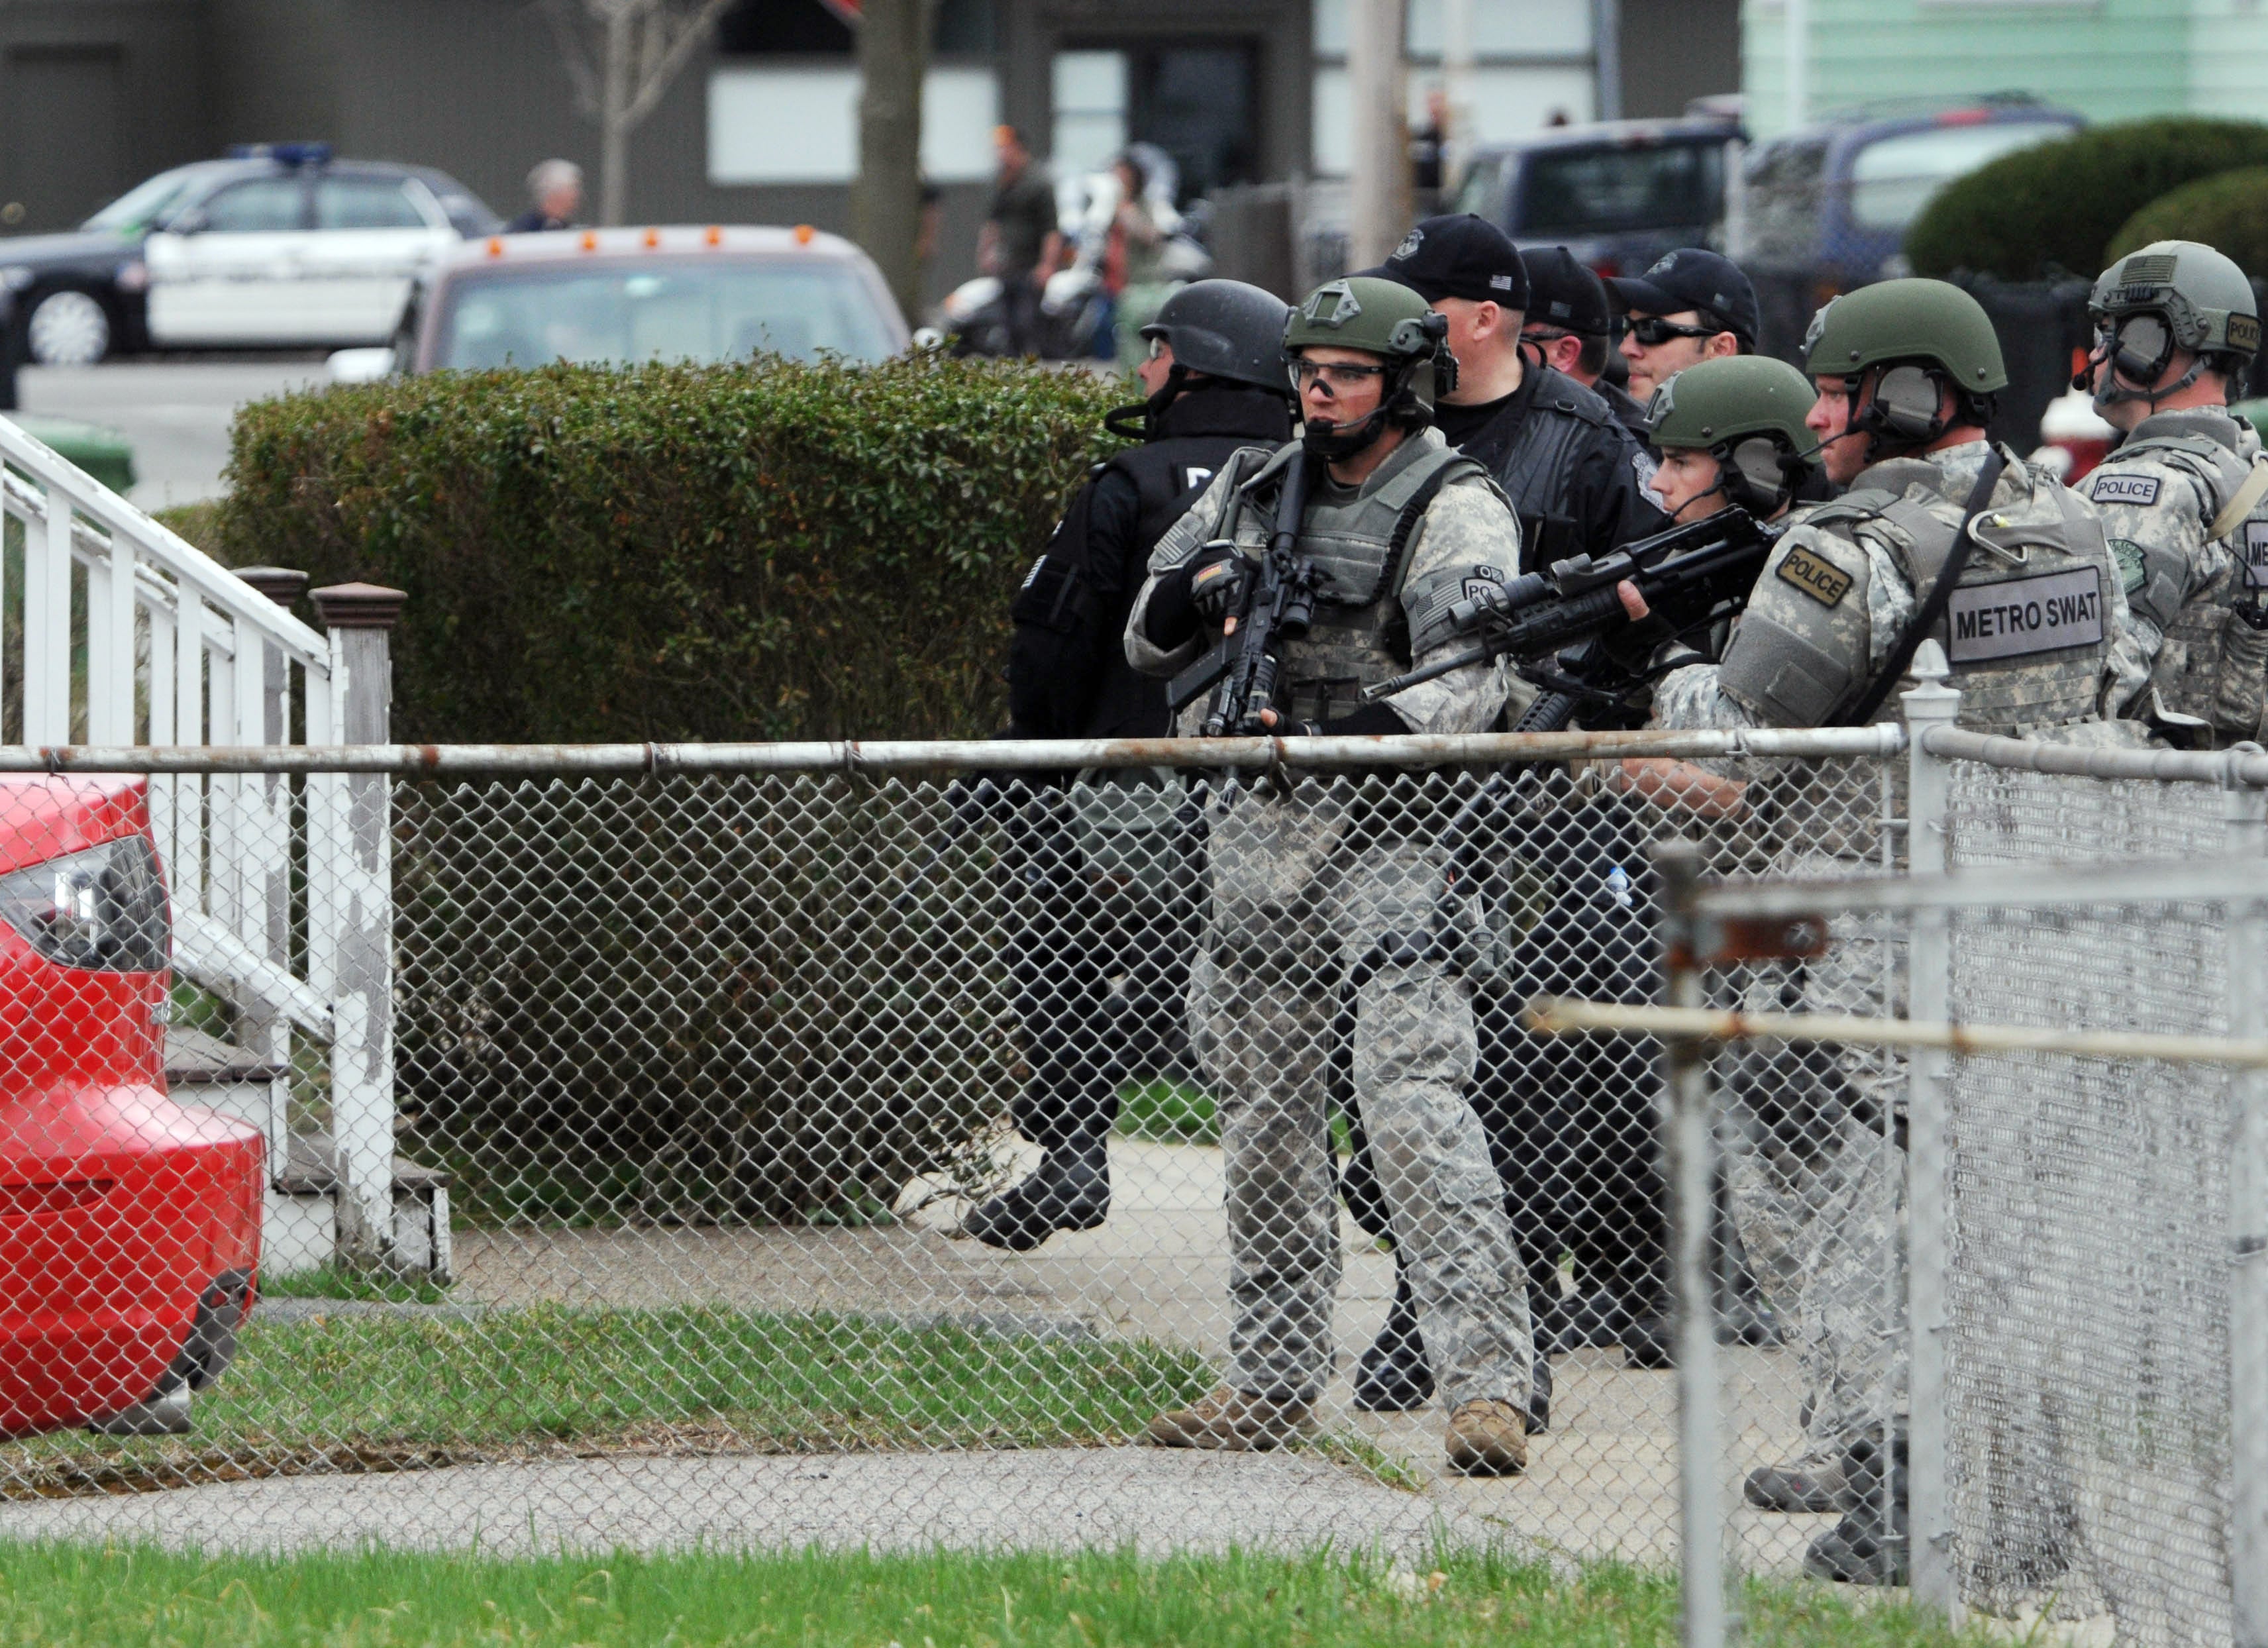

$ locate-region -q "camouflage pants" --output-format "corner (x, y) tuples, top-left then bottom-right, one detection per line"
(1188, 782), (1533, 1412)
(1724, 900), (1907, 1457)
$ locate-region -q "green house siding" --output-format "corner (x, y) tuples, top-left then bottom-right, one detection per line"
(1743, 0), (2255, 140)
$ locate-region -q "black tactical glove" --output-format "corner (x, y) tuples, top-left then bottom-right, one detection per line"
(1183, 542), (1253, 628)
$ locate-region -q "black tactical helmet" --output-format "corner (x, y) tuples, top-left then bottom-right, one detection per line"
(1139, 280), (1297, 397)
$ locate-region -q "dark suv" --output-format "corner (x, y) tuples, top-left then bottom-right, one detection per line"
(1452, 113), (1745, 279)
(1739, 101), (2083, 356)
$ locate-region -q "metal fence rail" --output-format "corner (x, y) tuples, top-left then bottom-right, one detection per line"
(0, 701), (2259, 1647)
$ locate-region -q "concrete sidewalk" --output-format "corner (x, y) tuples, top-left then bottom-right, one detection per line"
(0, 1138), (1822, 1571)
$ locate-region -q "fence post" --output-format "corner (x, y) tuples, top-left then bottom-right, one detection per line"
(2224, 753), (2268, 1648)
(309, 582), (403, 1266)
(1653, 838), (1725, 1648)
(236, 568), (310, 1176)
(1900, 640), (1961, 1620)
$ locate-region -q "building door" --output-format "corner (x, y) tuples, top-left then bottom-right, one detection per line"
(1051, 42), (1257, 205)
(1131, 46), (1256, 204)
(2, 48), (127, 233)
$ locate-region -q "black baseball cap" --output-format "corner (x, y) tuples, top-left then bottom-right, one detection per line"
(1522, 246), (1613, 336)
(1355, 214), (1529, 310)
(1608, 248), (1759, 349)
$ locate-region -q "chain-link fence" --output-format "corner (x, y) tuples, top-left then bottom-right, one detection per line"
(0, 719), (2263, 1647)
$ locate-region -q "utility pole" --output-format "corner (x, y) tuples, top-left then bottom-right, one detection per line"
(850, 0), (929, 321)
(1441, 0), (1475, 198)
(1347, 0), (1410, 270)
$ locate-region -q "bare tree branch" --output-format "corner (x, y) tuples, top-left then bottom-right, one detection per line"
(535, 0), (603, 119)
(537, 0), (737, 225)
(621, 0), (735, 129)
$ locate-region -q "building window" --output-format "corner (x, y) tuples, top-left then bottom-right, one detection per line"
(707, 66), (1001, 184)
(1051, 51), (1129, 181)
(1311, 0), (1598, 177)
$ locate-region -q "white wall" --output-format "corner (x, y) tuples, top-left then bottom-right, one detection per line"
(1311, 64), (1596, 176)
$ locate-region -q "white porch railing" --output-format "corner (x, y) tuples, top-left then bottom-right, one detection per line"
(0, 413), (397, 1262)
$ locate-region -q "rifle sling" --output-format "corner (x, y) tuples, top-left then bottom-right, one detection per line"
(1836, 448), (2007, 727)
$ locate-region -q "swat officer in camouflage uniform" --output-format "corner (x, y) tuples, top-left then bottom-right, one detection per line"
(2079, 240), (2268, 747)
(964, 280), (1296, 1252)
(1125, 276), (1537, 1474)
(1640, 279), (2141, 1585)
(1343, 354), (1825, 1416)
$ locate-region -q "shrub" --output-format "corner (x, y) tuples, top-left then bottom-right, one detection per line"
(2108, 165), (2268, 273)
(213, 354), (1129, 743)
(1906, 118), (2268, 282)
(210, 357), (1129, 1221)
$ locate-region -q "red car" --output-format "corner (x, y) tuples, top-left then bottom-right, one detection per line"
(0, 775), (263, 1437)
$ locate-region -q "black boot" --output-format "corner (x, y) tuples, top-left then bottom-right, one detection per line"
(1353, 1270), (1434, 1412)
(962, 1141), (1109, 1251)
(1804, 1427), (1910, 1586)
(1621, 1297), (1675, 1369)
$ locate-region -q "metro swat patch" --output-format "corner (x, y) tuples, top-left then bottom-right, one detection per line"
(2091, 472), (2162, 507)
(2109, 537), (2147, 594)
(1776, 544), (1853, 607)
(2247, 521), (2268, 590)
(1945, 567), (2104, 663)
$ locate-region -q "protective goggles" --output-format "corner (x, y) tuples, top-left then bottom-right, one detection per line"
(1287, 359), (1389, 393)
(1625, 315), (1718, 347)
(2091, 312), (2176, 387)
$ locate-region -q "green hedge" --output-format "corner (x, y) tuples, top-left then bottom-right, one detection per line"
(2108, 166), (2268, 273)
(213, 356), (1129, 742)
(1906, 118), (2268, 283)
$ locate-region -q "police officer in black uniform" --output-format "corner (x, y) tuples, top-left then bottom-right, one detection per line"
(963, 279), (1296, 1251)
(1520, 246), (1649, 437)
(1361, 215), (1666, 570)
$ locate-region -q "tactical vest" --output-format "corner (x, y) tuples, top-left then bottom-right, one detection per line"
(1017, 434), (1274, 739)
(2104, 411), (2268, 727)
(1220, 435), (1492, 725)
(1837, 454), (2110, 732)
(1455, 366), (1618, 570)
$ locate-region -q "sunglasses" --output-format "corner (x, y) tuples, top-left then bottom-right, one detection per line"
(1625, 315), (1719, 347)
(1145, 335), (1169, 361)
(1288, 360), (1389, 393)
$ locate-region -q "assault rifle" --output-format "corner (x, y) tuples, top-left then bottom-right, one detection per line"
(1164, 452), (1323, 736)
(1359, 506), (1783, 707)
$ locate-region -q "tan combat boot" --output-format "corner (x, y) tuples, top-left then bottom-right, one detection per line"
(1445, 1398), (1529, 1476)
(1144, 1386), (1315, 1451)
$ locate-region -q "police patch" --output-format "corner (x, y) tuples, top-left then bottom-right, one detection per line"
(2109, 537), (2147, 593)
(1776, 544), (1853, 607)
(2246, 520), (2268, 590)
(1463, 574), (1504, 604)
(2091, 472), (2162, 507)
(1630, 448), (1659, 490)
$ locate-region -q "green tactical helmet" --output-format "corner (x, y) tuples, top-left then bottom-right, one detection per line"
(2090, 240), (2261, 360)
(1645, 354), (1820, 458)
(1282, 275), (1453, 417)
(1802, 277), (2008, 393)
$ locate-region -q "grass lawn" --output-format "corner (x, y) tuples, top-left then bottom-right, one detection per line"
(0, 1543), (1994, 1647)
(1, 1310), (1214, 1495)
(258, 1264), (455, 1306)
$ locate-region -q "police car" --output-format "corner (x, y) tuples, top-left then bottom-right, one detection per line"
(0, 145), (497, 365)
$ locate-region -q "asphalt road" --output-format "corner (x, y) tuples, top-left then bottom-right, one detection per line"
(13, 355), (331, 511)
